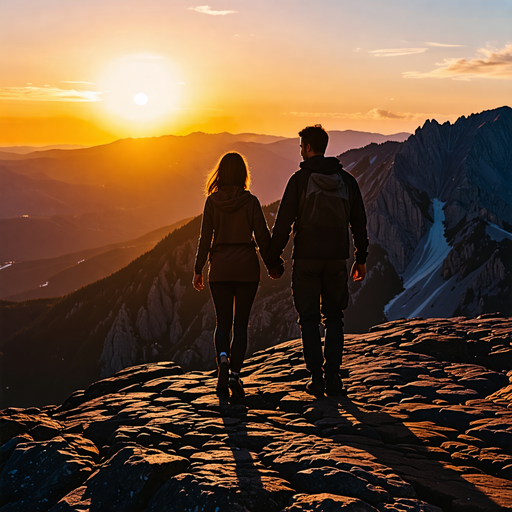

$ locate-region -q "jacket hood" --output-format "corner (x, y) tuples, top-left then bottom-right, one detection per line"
(310, 172), (344, 191)
(210, 186), (252, 212)
(299, 155), (343, 175)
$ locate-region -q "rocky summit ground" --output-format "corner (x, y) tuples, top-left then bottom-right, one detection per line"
(1, 315), (511, 512)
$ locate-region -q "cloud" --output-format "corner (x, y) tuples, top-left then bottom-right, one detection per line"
(188, 5), (237, 15)
(367, 108), (408, 119)
(60, 80), (96, 85)
(284, 109), (453, 121)
(0, 86), (102, 102)
(404, 43), (512, 79)
(369, 48), (428, 57)
(426, 42), (466, 48)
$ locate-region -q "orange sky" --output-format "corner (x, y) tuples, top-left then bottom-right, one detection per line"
(1, 0), (511, 145)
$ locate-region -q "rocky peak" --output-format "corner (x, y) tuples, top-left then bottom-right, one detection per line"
(336, 107), (512, 325)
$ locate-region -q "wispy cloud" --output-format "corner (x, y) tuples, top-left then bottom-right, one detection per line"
(0, 86), (102, 102)
(284, 109), (452, 121)
(426, 42), (466, 48)
(60, 80), (96, 85)
(188, 5), (237, 15)
(404, 43), (512, 80)
(367, 108), (411, 119)
(369, 48), (428, 57)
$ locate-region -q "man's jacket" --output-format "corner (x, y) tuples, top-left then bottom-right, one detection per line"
(268, 155), (368, 267)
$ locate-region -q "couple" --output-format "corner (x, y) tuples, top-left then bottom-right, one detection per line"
(193, 124), (368, 399)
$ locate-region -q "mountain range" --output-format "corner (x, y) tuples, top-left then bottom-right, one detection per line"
(0, 130), (409, 263)
(0, 144), (88, 154)
(1, 108), (510, 408)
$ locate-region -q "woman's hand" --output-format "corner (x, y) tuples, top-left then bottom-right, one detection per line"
(350, 262), (367, 282)
(193, 274), (204, 291)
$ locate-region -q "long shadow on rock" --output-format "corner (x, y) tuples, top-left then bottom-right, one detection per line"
(145, 397), (295, 512)
(311, 396), (512, 512)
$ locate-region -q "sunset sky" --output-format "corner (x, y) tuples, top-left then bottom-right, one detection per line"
(1, 0), (511, 145)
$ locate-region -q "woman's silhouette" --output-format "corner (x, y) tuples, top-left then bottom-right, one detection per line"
(193, 152), (280, 398)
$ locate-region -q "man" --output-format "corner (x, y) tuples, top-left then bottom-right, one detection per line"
(268, 124), (368, 396)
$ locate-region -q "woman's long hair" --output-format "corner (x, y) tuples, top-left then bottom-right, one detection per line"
(205, 152), (251, 195)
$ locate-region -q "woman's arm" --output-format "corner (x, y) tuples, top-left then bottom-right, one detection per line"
(194, 198), (214, 277)
(253, 197), (282, 271)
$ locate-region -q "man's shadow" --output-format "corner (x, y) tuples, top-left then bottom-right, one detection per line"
(304, 394), (509, 511)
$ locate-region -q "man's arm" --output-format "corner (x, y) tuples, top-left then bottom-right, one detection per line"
(348, 176), (369, 282)
(267, 175), (299, 268)
(252, 197), (273, 268)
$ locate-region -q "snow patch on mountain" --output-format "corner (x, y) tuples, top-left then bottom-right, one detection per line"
(486, 222), (512, 242)
(384, 199), (452, 319)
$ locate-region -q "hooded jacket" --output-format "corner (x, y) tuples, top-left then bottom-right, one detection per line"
(194, 186), (273, 282)
(268, 155), (368, 267)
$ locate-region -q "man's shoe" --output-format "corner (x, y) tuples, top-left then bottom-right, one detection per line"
(216, 358), (229, 397)
(229, 373), (245, 399)
(305, 372), (325, 396)
(325, 372), (347, 396)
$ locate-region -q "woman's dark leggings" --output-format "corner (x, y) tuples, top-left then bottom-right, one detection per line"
(209, 281), (259, 373)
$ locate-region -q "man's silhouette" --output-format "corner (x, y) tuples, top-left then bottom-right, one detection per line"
(268, 125), (368, 395)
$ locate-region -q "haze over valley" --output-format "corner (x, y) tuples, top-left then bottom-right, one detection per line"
(0, 129), (409, 278)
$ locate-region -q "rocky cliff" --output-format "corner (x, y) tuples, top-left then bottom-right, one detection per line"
(1, 316), (511, 511)
(339, 106), (512, 321)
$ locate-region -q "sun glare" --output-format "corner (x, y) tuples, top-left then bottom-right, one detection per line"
(99, 54), (180, 123)
(134, 93), (148, 106)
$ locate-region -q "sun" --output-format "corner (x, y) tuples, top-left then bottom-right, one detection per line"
(134, 93), (148, 106)
(99, 54), (181, 122)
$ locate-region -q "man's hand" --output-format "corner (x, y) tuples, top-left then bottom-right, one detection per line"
(193, 273), (204, 291)
(350, 262), (366, 282)
(269, 265), (284, 280)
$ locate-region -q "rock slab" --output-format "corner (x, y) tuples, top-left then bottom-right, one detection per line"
(0, 316), (511, 511)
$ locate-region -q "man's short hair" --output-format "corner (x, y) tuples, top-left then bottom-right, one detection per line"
(299, 124), (329, 154)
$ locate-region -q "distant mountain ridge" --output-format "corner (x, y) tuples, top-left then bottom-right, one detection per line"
(0, 144), (88, 156)
(0, 129), (410, 263)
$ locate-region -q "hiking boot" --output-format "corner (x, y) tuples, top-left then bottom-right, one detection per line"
(216, 357), (229, 397)
(305, 372), (325, 396)
(325, 372), (347, 396)
(229, 373), (245, 399)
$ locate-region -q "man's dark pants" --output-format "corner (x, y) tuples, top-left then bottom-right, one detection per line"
(292, 259), (349, 376)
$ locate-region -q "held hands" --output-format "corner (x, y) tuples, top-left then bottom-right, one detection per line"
(269, 264), (285, 280)
(193, 273), (204, 291)
(350, 262), (367, 282)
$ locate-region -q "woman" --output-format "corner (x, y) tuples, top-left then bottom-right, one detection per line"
(193, 152), (280, 399)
